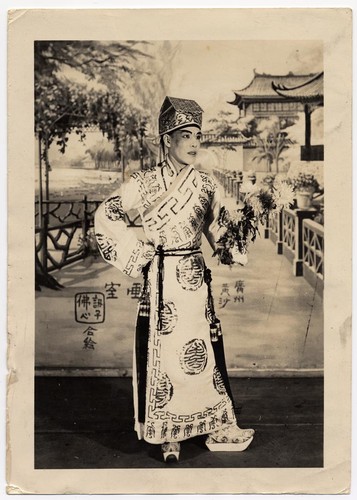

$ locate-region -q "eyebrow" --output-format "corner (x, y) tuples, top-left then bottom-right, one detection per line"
(179, 129), (202, 135)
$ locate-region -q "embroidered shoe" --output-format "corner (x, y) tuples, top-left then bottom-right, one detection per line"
(206, 425), (254, 452)
(161, 442), (181, 462)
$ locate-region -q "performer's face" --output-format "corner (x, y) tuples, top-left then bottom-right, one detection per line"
(165, 126), (202, 169)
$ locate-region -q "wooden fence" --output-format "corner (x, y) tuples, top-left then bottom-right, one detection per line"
(35, 197), (141, 273)
(36, 171), (324, 296)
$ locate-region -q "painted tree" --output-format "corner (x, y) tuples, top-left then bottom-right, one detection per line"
(35, 41), (152, 163)
(237, 116), (295, 173)
(35, 41), (150, 90)
(34, 41), (151, 289)
(85, 142), (119, 170)
(208, 110), (238, 137)
(207, 110), (250, 156)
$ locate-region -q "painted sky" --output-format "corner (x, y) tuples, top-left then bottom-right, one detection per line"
(165, 40), (323, 122)
(47, 39), (323, 162)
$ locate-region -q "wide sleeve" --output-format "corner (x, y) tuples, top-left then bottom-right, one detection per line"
(94, 175), (155, 278)
(202, 179), (224, 253)
(203, 177), (248, 266)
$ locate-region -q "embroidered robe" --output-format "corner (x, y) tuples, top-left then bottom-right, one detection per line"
(95, 162), (237, 444)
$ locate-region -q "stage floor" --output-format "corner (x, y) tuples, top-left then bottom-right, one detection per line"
(35, 376), (323, 469)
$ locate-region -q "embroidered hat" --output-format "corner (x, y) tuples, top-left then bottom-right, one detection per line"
(158, 96), (203, 135)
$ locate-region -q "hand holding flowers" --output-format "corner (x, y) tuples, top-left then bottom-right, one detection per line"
(214, 177), (295, 266)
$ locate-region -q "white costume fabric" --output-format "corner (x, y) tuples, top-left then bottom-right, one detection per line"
(95, 161), (237, 444)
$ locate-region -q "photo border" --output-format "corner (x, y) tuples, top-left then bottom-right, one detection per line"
(7, 7), (352, 494)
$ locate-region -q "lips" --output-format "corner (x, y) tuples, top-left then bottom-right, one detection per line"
(188, 152), (197, 156)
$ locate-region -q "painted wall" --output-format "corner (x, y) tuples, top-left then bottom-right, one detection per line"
(36, 225), (323, 377)
(199, 146), (244, 173)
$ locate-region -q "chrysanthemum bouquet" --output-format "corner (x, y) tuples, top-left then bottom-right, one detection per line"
(214, 178), (294, 266)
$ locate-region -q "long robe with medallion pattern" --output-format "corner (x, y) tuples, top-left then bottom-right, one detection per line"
(95, 161), (238, 444)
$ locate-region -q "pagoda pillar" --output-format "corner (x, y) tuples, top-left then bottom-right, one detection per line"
(304, 104), (311, 149)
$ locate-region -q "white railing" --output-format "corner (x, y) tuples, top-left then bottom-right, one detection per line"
(303, 219), (324, 282)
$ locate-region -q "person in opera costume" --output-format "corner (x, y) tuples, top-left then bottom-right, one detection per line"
(95, 96), (254, 462)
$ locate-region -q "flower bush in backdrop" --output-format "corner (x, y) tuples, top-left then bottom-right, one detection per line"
(288, 172), (320, 193)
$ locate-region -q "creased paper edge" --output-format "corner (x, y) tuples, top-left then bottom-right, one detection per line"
(8, 10), (28, 26)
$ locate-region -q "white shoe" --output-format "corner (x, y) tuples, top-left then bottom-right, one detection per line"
(161, 442), (180, 462)
(206, 425), (254, 452)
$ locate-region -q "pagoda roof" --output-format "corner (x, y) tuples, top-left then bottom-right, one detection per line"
(272, 72), (324, 103)
(229, 71), (319, 106)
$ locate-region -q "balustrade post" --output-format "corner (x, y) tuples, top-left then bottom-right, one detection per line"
(281, 208), (316, 276)
(277, 210), (283, 254)
(268, 210), (281, 252)
(224, 175), (228, 196)
(264, 215), (269, 239)
(293, 209), (317, 276)
(232, 179), (237, 199)
(236, 180), (241, 203)
(302, 219), (324, 296)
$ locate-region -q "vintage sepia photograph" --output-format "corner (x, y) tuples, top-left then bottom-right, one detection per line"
(34, 39), (324, 469)
(7, 8), (352, 495)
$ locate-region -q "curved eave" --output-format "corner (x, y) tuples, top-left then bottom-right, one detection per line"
(271, 72), (324, 103)
(227, 93), (242, 106)
(272, 87), (324, 104)
(227, 94), (290, 107)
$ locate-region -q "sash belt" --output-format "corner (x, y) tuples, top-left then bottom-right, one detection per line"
(155, 245), (201, 331)
(203, 267), (222, 342)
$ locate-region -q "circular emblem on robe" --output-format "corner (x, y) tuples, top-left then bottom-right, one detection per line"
(104, 196), (125, 221)
(213, 366), (226, 395)
(159, 301), (178, 335)
(176, 255), (204, 291)
(180, 339), (208, 375)
(155, 372), (173, 409)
